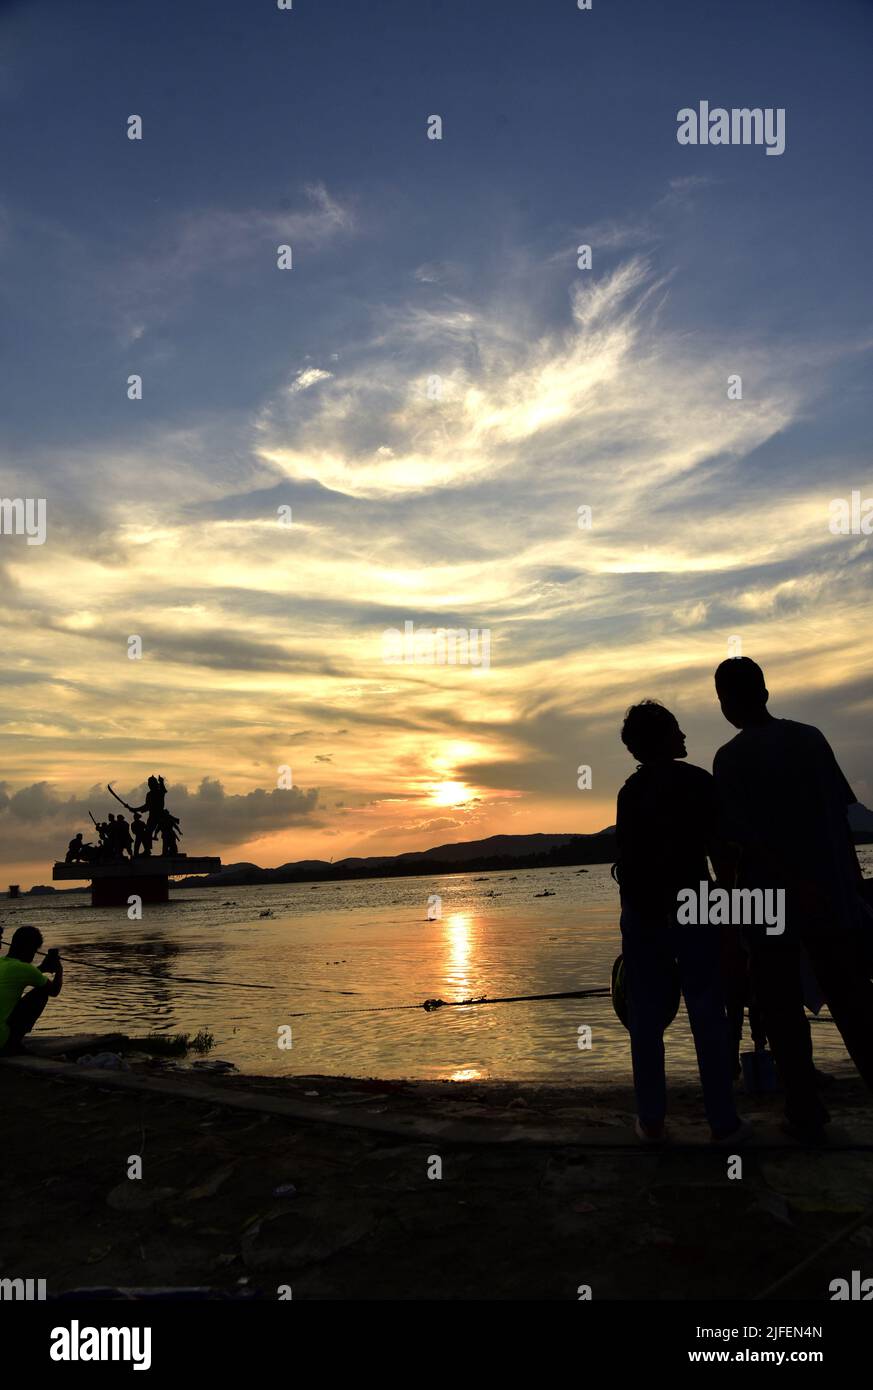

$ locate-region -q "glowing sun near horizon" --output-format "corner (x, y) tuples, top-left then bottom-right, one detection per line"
(430, 780), (473, 808)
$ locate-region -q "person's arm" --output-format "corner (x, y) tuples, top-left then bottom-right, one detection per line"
(615, 779), (647, 892)
(40, 949), (63, 998)
(709, 837), (741, 889)
(813, 729), (864, 885)
(705, 773), (741, 888)
(813, 729), (857, 807)
(615, 783), (634, 856)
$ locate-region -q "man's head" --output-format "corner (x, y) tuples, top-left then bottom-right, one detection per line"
(7, 925), (43, 962)
(621, 700), (687, 763)
(714, 657), (769, 729)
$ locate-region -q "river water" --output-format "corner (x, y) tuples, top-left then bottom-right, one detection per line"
(3, 855), (867, 1083)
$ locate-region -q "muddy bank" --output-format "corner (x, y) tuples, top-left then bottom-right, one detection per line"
(3, 1044), (873, 1300)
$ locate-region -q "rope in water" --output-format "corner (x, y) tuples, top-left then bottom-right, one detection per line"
(0, 925), (609, 1010)
(1, 927), (839, 1023)
(69, 957), (276, 992)
(35, 952), (612, 1013)
(287, 986), (612, 1018)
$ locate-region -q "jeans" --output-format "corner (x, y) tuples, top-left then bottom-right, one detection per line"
(620, 904), (739, 1133)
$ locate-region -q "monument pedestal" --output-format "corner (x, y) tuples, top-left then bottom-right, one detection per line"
(52, 856), (221, 908)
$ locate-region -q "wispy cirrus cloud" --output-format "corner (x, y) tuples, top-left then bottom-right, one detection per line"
(253, 254), (797, 505)
(143, 181), (352, 285)
(107, 182), (355, 340)
(2, 233), (871, 882)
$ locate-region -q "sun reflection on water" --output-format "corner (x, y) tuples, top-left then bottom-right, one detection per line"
(445, 911), (473, 992)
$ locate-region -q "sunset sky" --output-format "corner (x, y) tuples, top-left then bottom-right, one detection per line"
(1, 0), (872, 887)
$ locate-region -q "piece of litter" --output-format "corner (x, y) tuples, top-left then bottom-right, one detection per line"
(749, 1192), (793, 1226)
(76, 1052), (129, 1071)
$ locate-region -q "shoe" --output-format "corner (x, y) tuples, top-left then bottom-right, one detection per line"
(634, 1117), (667, 1144)
(710, 1118), (752, 1147)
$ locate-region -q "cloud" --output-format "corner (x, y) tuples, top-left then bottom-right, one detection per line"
(2, 221), (871, 883)
(0, 776), (321, 864)
(156, 777), (320, 844)
(545, 176), (719, 263)
(252, 255), (808, 515)
(361, 815), (465, 840)
(107, 182), (354, 338)
(140, 182), (351, 285)
(255, 258), (661, 497)
(290, 368), (333, 393)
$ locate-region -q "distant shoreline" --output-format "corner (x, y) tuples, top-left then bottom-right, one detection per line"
(7, 830), (619, 896)
(7, 824), (873, 897)
(6, 857), (606, 899)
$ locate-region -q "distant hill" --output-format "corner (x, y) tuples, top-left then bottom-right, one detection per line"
(174, 803), (873, 890)
(176, 830), (619, 889)
(10, 805), (871, 896)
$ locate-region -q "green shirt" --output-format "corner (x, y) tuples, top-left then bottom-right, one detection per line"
(0, 958), (48, 1048)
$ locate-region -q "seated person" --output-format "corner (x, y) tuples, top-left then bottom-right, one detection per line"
(65, 833), (85, 863)
(0, 926), (63, 1055)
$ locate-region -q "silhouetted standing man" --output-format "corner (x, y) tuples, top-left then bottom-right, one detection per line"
(114, 814), (133, 860)
(713, 657), (873, 1140)
(140, 775), (167, 839)
(154, 809), (182, 857)
(131, 812), (151, 858)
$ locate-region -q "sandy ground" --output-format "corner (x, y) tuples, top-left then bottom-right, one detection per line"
(3, 1045), (873, 1301)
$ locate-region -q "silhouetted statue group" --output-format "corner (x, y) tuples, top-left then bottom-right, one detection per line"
(64, 775), (184, 864)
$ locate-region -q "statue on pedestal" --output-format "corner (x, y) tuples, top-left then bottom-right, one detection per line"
(54, 774), (217, 908)
(62, 775), (184, 867)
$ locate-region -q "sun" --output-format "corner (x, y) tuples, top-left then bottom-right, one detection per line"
(430, 780), (472, 807)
